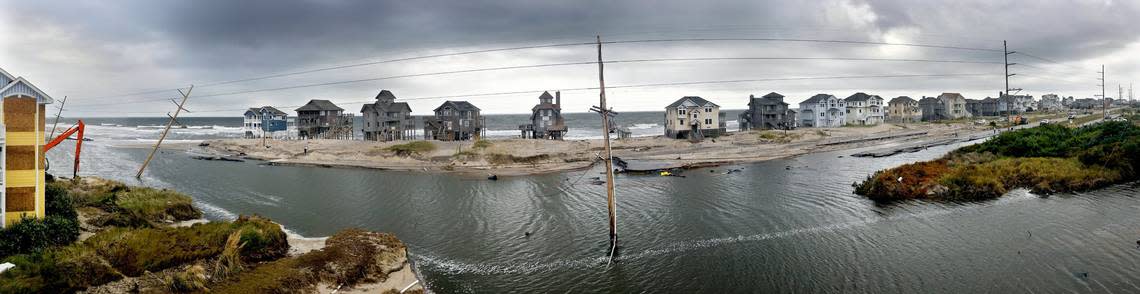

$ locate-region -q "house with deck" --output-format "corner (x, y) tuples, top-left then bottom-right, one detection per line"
(798, 94), (846, 128)
(295, 99), (354, 139)
(664, 96), (726, 141)
(918, 96), (946, 121)
(886, 96), (921, 123)
(243, 106), (293, 139)
(937, 93), (971, 119)
(739, 92), (793, 130)
(424, 101), (483, 141)
(0, 66), (55, 228)
(843, 92), (884, 126)
(361, 90), (414, 141)
(519, 91), (567, 140)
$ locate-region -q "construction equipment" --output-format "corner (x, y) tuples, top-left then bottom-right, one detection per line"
(43, 120), (85, 178)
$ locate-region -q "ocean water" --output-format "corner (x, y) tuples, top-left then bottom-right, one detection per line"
(42, 117), (1140, 293)
(53, 109), (744, 142)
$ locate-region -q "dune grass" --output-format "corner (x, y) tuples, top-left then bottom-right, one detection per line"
(855, 121), (1140, 201)
(383, 141), (436, 156)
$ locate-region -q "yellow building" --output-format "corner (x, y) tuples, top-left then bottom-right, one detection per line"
(0, 67), (54, 227)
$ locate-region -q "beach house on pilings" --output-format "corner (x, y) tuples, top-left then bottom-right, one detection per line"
(361, 90), (414, 141)
(519, 91), (567, 140)
(296, 99), (354, 139)
(424, 101), (483, 141)
(739, 92), (794, 131)
(0, 66), (54, 228)
(664, 96), (726, 142)
(798, 94), (845, 128)
(243, 106), (293, 139)
(843, 92), (884, 126)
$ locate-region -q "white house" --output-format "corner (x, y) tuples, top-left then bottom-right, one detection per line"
(664, 96), (726, 140)
(243, 106), (295, 139)
(843, 92), (884, 125)
(798, 94), (846, 128)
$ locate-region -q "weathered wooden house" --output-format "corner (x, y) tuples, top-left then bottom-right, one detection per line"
(361, 90), (414, 141)
(295, 99), (354, 139)
(886, 96), (921, 123)
(663, 96), (726, 141)
(739, 92), (793, 130)
(424, 101), (483, 141)
(519, 91), (567, 140)
(938, 93), (972, 119)
(243, 106), (291, 139)
(0, 66), (54, 227)
(843, 92), (884, 126)
(918, 96), (947, 121)
(798, 94), (846, 128)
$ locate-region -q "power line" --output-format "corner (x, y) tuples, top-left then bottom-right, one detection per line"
(72, 56), (1000, 108)
(64, 72), (997, 115)
(68, 37), (1004, 100)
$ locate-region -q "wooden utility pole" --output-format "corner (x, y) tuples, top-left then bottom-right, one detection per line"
(136, 85), (193, 179)
(1098, 65), (1106, 119)
(592, 35), (618, 262)
(1003, 40), (1017, 120)
(49, 96), (67, 140)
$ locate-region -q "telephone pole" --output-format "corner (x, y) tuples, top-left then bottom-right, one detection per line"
(590, 35), (619, 264)
(1003, 41), (1018, 120)
(1096, 65), (1106, 119)
(49, 96), (68, 140)
(136, 85), (193, 178)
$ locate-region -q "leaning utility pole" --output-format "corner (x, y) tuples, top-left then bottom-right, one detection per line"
(590, 35), (619, 263)
(136, 85), (193, 179)
(1097, 65), (1106, 119)
(49, 96), (68, 140)
(1003, 40), (1017, 120)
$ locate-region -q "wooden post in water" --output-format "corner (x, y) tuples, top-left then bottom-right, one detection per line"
(593, 35), (618, 261)
(136, 85), (193, 179)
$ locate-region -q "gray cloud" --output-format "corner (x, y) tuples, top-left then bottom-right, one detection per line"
(2, 0), (1137, 116)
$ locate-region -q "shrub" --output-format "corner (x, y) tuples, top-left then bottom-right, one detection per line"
(0, 215), (80, 258)
(486, 153), (550, 165)
(473, 139), (492, 149)
(0, 246), (123, 293)
(85, 215), (287, 276)
(383, 141), (436, 156)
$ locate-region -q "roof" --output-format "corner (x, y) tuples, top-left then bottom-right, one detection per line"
(539, 91), (554, 100)
(888, 96), (916, 104)
(375, 90), (396, 100)
(259, 106), (286, 116)
(761, 92), (784, 99)
(295, 99), (343, 112)
(918, 96), (943, 104)
(666, 96), (719, 108)
(844, 92), (874, 102)
(801, 94), (836, 104)
(0, 77), (54, 104)
(434, 100), (480, 112)
(938, 92), (966, 101)
(0, 66), (14, 85)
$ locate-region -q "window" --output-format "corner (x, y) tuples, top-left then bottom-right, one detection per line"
(705, 118), (712, 125)
(679, 119), (685, 125)
(705, 107), (711, 113)
(679, 109), (686, 115)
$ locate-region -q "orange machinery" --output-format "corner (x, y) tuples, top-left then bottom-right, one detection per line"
(42, 120), (85, 178)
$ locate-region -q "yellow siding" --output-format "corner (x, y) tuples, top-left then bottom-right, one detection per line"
(4, 211), (37, 227)
(5, 131), (37, 145)
(35, 172), (45, 217)
(6, 169), (38, 187)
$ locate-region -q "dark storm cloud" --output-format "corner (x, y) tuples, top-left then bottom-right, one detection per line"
(2, 0), (1138, 115)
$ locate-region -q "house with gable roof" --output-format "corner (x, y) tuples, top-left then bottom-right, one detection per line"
(0, 66), (56, 227)
(664, 96), (725, 141)
(361, 90), (414, 141)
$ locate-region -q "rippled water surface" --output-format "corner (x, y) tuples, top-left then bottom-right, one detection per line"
(46, 126), (1140, 293)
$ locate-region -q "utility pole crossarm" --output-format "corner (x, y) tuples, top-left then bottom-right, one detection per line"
(136, 85), (193, 179)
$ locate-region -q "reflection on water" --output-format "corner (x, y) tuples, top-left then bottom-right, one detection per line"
(47, 135), (1140, 293)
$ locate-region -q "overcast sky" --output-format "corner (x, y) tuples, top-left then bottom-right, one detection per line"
(2, 0), (1137, 117)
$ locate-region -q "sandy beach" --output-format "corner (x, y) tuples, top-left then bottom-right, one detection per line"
(198, 121), (990, 176)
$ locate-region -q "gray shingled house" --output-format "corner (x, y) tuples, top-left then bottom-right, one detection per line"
(361, 90), (414, 141)
(739, 92), (793, 131)
(519, 91), (567, 140)
(424, 100), (483, 141)
(296, 99), (354, 139)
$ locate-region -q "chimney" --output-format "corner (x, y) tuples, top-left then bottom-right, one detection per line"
(555, 91), (561, 107)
